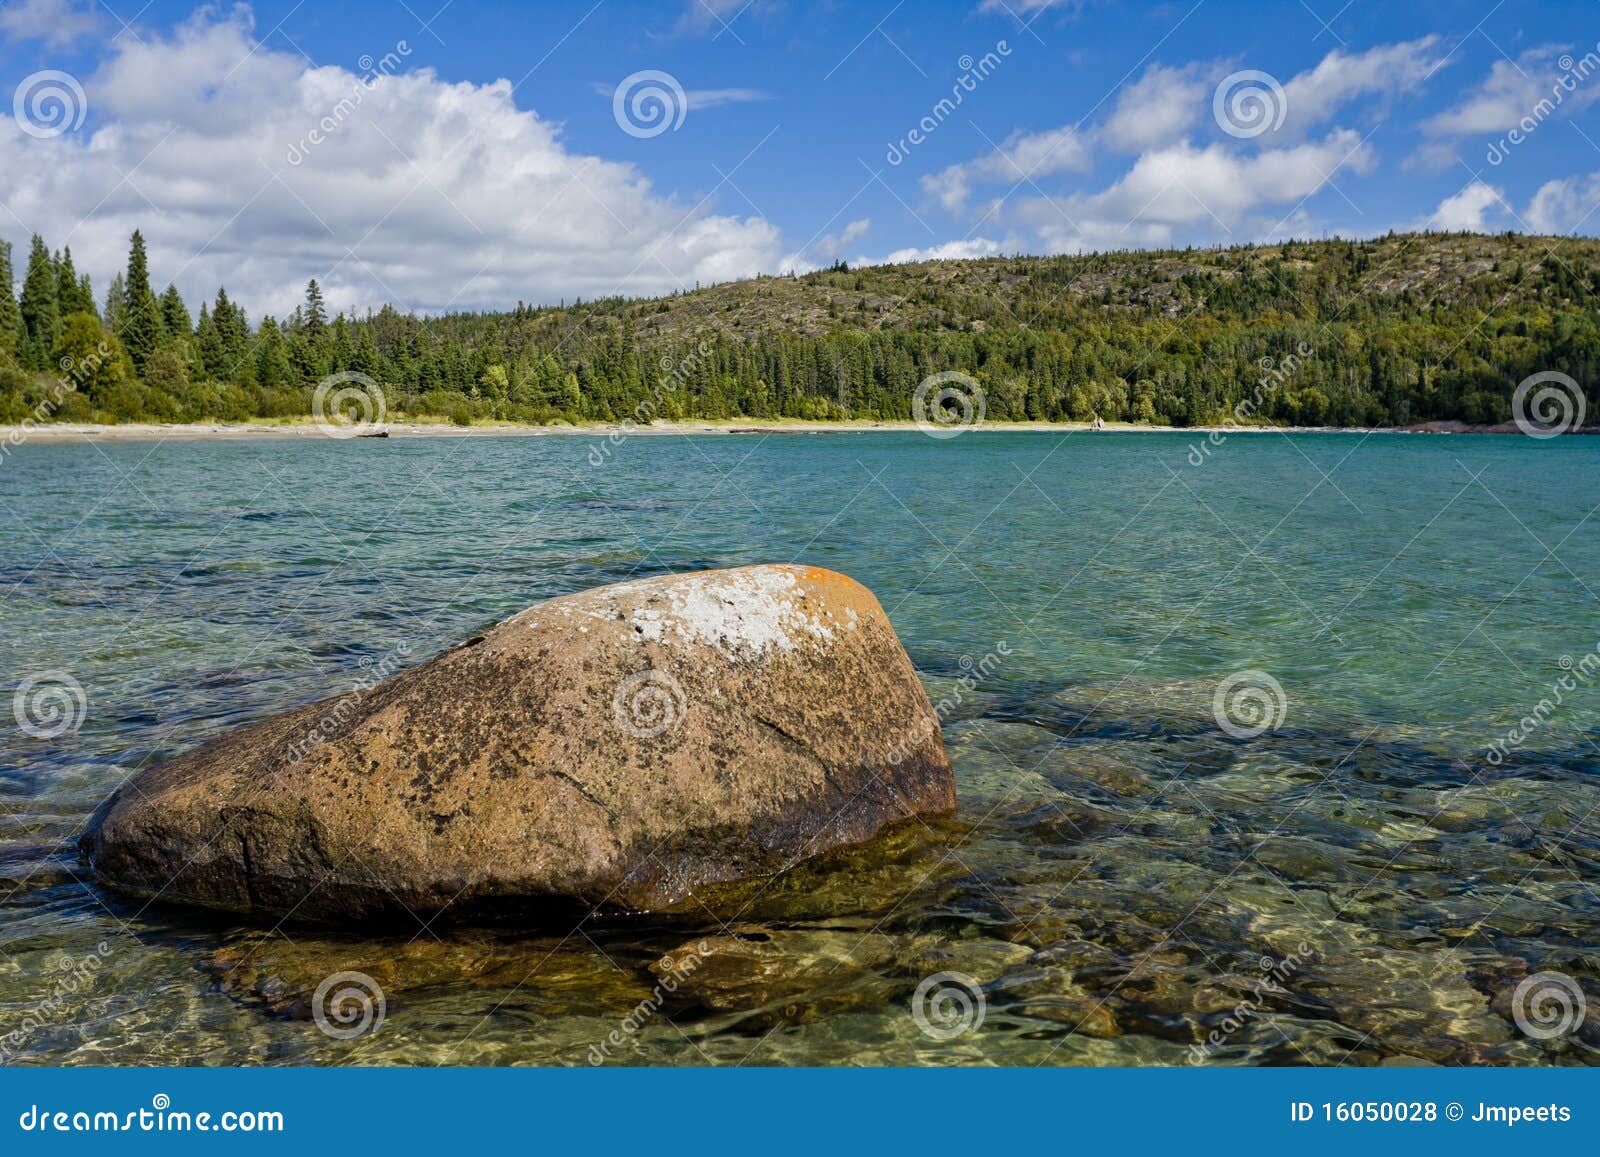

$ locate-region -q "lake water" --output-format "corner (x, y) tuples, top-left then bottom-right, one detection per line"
(2, 429), (1598, 1066)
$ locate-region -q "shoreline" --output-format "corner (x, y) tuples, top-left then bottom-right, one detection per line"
(0, 418), (1581, 444)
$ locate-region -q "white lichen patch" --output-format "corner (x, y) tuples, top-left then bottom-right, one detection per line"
(560, 567), (857, 660)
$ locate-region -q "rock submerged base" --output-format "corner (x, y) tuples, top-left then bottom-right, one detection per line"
(81, 564), (955, 925)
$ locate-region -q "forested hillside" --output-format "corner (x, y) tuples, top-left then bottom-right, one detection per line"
(2, 229), (1596, 428)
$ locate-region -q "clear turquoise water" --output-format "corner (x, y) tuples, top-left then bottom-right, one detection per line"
(2, 429), (1597, 1066)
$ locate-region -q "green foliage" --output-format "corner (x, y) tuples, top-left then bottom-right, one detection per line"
(2, 229), (1598, 428)
(18, 234), (59, 370)
(0, 239), (21, 357)
(122, 231), (165, 374)
(52, 312), (126, 404)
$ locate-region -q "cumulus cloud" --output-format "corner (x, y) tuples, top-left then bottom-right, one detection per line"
(1526, 172), (1600, 234)
(1279, 36), (1450, 135)
(1101, 63), (1209, 153)
(1017, 132), (1376, 252)
(0, 0), (100, 46)
(920, 126), (1090, 212)
(878, 237), (1005, 263)
(0, 8), (785, 317)
(1425, 46), (1600, 135)
(1426, 180), (1507, 230)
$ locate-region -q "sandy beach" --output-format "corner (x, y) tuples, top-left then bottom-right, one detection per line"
(0, 418), (1495, 444)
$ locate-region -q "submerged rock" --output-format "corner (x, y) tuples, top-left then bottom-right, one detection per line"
(82, 565), (955, 924)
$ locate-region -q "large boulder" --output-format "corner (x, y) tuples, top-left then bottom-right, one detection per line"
(82, 565), (954, 924)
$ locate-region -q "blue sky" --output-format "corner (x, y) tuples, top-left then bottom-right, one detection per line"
(3, 0), (1599, 316)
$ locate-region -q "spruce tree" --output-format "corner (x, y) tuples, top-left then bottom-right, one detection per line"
(122, 230), (164, 373)
(0, 240), (21, 356)
(18, 234), (59, 369)
(159, 284), (192, 338)
(254, 316), (292, 388)
(303, 279), (327, 339)
(103, 273), (128, 333)
(54, 247), (89, 316)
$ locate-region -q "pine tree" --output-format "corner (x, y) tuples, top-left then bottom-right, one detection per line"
(159, 284), (192, 338)
(54, 247), (94, 316)
(103, 273), (128, 333)
(0, 240), (22, 357)
(122, 230), (164, 373)
(303, 279), (328, 339)
(350, 328), (381, 379)
(18, 234), (59, 370)
(254, 315), (292, 388)
(196, 302), (223, 377)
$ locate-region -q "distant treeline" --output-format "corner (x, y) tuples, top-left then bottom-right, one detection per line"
(1, 228), (1595, 428)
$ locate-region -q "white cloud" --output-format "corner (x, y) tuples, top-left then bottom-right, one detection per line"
(976, 0), (1081, 15)
(878, 237), (1004, 263)
(1426, 180), (1506, 230)
(591, 81), (770, 110)
(1280, 36), (1449, 134)
(1016, 132), (1376, 252)
(921, 125), (1090, 212)
(779, 217), (870, 272)
(0, 8), (785, 317)
(1425, 46), (1600, 135)
(1526, 172), (1600, 234)
(1102, 63), (1209, 153)
(686, 87), (771, 109)
(0, 0), (100, 46)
